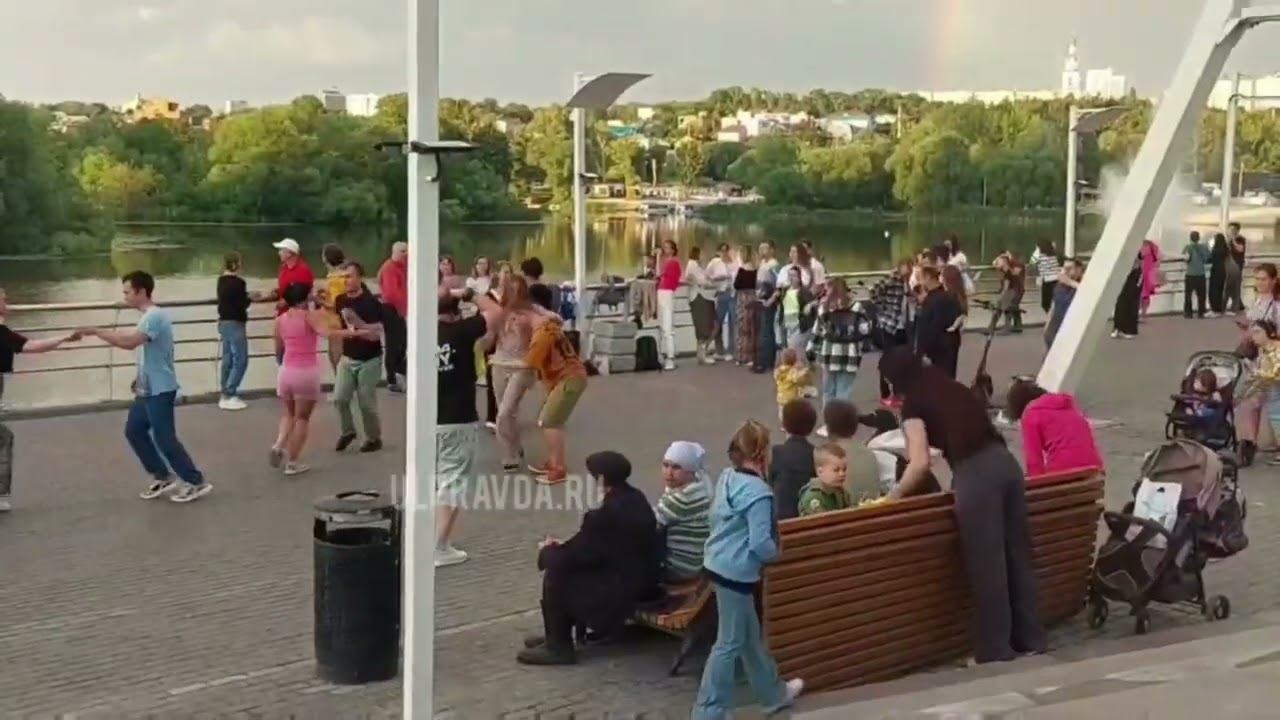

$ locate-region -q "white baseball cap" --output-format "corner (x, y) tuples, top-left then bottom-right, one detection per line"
(272, 238), (301, 254)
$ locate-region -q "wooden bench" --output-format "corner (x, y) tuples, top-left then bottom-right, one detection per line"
(761, 466), (1104, 693)
(634, 577), (716, 675)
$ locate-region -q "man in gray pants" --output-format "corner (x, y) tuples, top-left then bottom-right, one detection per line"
(0, 287), (82, 510)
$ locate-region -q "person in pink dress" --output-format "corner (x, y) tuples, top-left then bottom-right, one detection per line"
(271, 282), (373, 475)
(1140, 239), (1162, 317)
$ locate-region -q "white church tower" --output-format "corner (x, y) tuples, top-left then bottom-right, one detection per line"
(1061, 37), (1083, 96)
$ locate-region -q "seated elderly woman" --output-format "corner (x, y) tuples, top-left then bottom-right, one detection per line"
(879, 347), (1046, 664)
(655, 441), (712, 583)
(1004, 378), (1103, 477)
(517, 451), (660, 666)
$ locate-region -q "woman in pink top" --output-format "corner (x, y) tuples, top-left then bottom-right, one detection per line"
(656, 240), (683, 370)
(1139, 239), (1162, 317)
(272, 282), (372, 475)
(1005, 379), (1104, 478)
(489, 275), (558, 473)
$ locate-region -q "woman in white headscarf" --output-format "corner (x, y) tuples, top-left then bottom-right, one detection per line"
(655, 441), (713, 582)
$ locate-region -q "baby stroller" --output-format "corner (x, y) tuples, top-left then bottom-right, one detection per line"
(1164, 350), (1242, 455)
(1087, 439), (1248, 635)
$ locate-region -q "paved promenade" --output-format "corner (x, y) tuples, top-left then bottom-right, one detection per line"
(1, 315), (1278, 718)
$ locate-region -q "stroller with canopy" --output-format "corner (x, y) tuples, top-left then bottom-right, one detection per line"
(1087, 439), (1248, 634)
(1164, 351), (1243, 455)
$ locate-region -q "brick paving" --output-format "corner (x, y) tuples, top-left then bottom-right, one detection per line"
(1, 315), (1277, 718)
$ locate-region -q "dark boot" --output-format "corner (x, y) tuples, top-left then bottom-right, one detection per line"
(516, 601), (577, 665)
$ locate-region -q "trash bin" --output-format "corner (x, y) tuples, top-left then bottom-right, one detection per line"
(313, 491), (399, 684)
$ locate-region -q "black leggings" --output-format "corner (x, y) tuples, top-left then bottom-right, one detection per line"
(1040, 281), (1057, 314)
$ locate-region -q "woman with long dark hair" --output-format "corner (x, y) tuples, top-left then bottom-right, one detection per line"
(656, 240), (682, 371)
(733, 244), (758, 366)
(1111, 253), (1142, 339)
(941, 264), (969, 380)
(685, 246), (718, 365)
(880, 347), (1046, 663)
(1209, 233), (1229, 316)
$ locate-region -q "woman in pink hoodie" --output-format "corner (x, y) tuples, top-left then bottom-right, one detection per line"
(1005, 379), (1103, 477)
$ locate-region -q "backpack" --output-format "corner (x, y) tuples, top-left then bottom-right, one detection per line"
(1201, 490), (1249, 559)
(635, 335), (662, 372)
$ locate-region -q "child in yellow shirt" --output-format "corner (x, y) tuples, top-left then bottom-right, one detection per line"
(774, 348), (813, 421)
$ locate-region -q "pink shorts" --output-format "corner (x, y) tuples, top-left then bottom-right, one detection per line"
(277, 365), (322, 401)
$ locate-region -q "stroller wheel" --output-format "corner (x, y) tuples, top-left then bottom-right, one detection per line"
(1208, 595), (1231, 621)
(1087, 595), (1109, 629)
(1134, 611), (1151, 635)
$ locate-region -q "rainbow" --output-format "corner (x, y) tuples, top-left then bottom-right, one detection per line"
(927, 0), (967, 89)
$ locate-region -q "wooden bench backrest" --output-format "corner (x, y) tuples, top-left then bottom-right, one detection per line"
(762, 466), (1104, 693)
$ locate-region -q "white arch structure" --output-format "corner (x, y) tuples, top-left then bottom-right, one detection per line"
(1040, 0), (1280, 392)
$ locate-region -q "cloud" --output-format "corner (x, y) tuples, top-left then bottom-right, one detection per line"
(136, 5), (156, 22)
(205, 16), (392, 68)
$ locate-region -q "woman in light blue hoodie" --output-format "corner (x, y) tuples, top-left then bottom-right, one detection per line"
(692, 420), (803, 719)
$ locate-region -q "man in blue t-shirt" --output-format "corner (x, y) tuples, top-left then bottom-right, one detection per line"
(80, 271), (210, 503)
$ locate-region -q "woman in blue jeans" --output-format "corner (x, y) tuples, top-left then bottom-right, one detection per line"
(693, 420), (803, 719)
(216, 252), (251, 410)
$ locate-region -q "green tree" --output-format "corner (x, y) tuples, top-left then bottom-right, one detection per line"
(517, 106), (573, 205)
(77, 149), (163, 218)
(705, 142), (747, 181)
(888, 128), (975, 210)
(605, 138), (645, 190)
(801, 134), (894, 208)
(725, 136), (802, 189)
(674, 138), (708, 188)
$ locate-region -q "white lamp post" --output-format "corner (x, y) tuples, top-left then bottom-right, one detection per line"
(1064, 105), (1125, 258)
(566, 72), (651, 298)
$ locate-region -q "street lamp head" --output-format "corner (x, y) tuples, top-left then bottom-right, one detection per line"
(372, 140), (477, 183)
(566, 72), (652, 110)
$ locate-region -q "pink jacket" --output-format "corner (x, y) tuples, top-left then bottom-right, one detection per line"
(1020, 393), (1104, 477)
(378, 258), (409, 318)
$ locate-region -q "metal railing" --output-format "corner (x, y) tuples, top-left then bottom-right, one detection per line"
(7, 251), (1280, 408)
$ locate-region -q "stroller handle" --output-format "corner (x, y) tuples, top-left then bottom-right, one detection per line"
(1103, 511), (1176, 543)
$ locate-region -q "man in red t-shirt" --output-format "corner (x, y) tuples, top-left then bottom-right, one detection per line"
(258, 238), (315, 314)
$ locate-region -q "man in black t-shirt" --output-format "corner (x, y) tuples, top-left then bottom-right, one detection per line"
(332, 263), (386, 453)
(0, 287), (82, 510)
(435, 285), (506, 568)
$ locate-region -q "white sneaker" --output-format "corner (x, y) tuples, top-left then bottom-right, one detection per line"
(485, 421), (498, 432)
(435, 545), (468, 567)
(283, 462), (311, 476)
(770, 678), (804, 712)
(0, 498), (11, 512)
(1110, 330), (1121, 339)
(1206, 311), (1219, 318)
(815, 425), (829, 438)
(140, 478), (178, 500)
(722, 354), (734, 362)
(169, 482), (212, 503)
(663, 360), (676, 371)
(219, 396), (247, 411)
(700, 356), (716, 365)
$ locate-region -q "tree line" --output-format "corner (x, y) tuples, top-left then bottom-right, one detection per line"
(1, 86), (1276, 255)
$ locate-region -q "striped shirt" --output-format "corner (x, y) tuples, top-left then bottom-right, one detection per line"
(1031, 249), (1062, 282)
(655, 479), (712, 581)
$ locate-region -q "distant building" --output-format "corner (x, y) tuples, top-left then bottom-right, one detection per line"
(637, 106), (655, 121)
(121, 94), (181, 123)
(1061, 38), (1084, 96)
(1208, 74), (1280, 110)
(820, 113), (895, 142)
(224, 100), (251, 115)
(345, 93), (380, 117)
(717, 126), (749, 143)
(493, 118), (524, 134)
(180, 105), (214, 129)
(1061, 38), (1127, 99)
(50, 111), (91, 133)
(318, 88), (346, 112)
(907, 89), (1058, 105)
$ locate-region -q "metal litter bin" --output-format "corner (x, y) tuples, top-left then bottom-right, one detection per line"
(313, 491), (399, 683)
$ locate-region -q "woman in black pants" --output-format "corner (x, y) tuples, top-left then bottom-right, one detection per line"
(1111, 254), (1142, 339)
(881, 347), (1047, 664)
(1208, 233), (1228, 315)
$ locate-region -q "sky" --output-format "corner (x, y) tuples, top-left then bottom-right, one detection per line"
(6, 0), (1280, 108)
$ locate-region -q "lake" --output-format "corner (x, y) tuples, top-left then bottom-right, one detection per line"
(0, 211), (1097, 409)
(0, 211), (1094, 306)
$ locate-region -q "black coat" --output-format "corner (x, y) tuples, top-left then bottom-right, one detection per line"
(915, 288), (962, 361)
(768, 436), (817, 521)
(538, 483), (660, 630)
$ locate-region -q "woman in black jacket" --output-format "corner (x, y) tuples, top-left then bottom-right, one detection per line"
(914, 267), (962, 378)
(517, 451), (660, 665)
(1209, 233), (1229, 315)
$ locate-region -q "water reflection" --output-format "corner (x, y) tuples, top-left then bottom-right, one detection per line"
(2, 213), (1088, 305)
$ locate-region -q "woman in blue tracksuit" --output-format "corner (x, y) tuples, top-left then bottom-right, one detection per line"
(692, 420), (804, 719)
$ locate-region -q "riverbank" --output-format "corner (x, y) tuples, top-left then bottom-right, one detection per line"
(699, 203), (1062, 230)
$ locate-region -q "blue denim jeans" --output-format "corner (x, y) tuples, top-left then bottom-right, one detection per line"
(125, 391), (204, 485)
(218, 320), (249, 397)
(715, 292), (736, 356)
(693, 585), (787, 719)
(821, 369), (856, 407)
